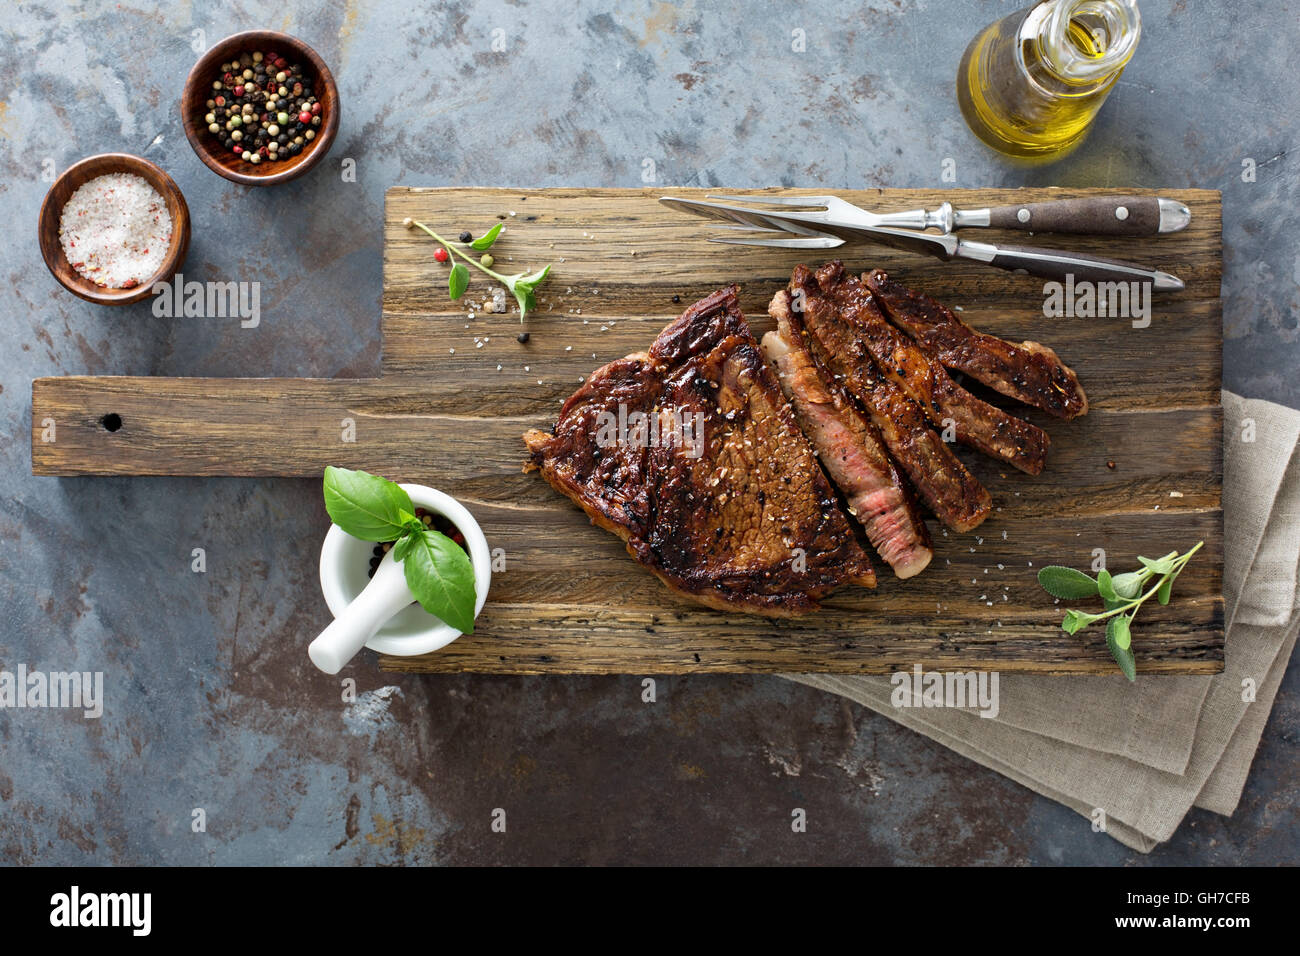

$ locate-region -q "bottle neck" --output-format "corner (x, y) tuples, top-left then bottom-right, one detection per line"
(1022, 0), (1141, 87)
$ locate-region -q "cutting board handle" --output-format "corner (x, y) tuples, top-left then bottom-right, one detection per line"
(29, 375), (523, 478)
(31, 376), (378, 476)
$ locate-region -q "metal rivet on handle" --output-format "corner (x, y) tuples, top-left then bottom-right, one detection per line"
(1017, 208), (1031, 223)
(1115, 206), (1129, 220)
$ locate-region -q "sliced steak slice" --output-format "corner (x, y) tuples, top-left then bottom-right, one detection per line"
(789, 264), (992, 532)
(524, 285), (876, 616)
(764, 289), (933, 579)
(807, 262), (1049, 476)
(865, 268), (1089, 420)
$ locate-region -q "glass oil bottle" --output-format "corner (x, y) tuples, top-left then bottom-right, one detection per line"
(957, 0), (1142, 159)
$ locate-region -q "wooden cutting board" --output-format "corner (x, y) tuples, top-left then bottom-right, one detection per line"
(31, 187), (1224, 675)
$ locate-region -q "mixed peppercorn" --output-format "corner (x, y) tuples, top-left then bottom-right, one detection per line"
(368, 507), (469, 579)
(203, 49), (323, 165)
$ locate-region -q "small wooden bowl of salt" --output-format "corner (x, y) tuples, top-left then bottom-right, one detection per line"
(39, 153), (190, 306)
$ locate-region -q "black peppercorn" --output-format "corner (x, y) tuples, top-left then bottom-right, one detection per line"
(204, 50), (322, 165)
(517, 332), (530, 343)
(671, 294), (681, 303)
(459, 231), (472, 243)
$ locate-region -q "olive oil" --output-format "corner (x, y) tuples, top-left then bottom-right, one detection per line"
(957, 0), (1142, 159)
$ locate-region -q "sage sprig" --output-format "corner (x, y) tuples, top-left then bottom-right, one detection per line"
(1036, 541), (1204, 681)
(404, 218), (551, 322)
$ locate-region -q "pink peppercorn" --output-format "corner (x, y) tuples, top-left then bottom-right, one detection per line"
(298, 111), (312, 124)
(234, 84), (245, 96)
(433, 247), (449, 263)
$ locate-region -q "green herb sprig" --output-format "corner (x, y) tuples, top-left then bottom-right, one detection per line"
(1036, 541), (1203, 681)
(404, 218), (551, 322)
(323, 466), (477, 633)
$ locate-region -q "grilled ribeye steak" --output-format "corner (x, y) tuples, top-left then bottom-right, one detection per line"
(808, 262), (1049, 476)
(764, 290), (933, 579)
(788, 264), (993, 532)
(523, 286), (876, 616)
(865, 268), (1089, 420)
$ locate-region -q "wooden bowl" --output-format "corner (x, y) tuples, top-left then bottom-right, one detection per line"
(181, 31), (339, 186)
(38, 153), (191, 306)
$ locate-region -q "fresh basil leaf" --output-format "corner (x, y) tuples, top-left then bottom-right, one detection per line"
(1037, 566), (1100, 600)
(323, 466), (414, 542)
(1106, 617), (1137, 681)
(470, 222), (503, 250)
(403, 528), (477, 634)
(1110, 571), (1143, 600)
(1137, 555), (1175, 575)
(391, 533), (416, 563)
(1097, 568), (1117, 602)
(448, 262), (469, 299)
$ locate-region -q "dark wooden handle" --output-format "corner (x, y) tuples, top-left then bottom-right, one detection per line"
(985, 196), (1162, 235)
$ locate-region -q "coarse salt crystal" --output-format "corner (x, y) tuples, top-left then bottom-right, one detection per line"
(58, 172), (172, 289)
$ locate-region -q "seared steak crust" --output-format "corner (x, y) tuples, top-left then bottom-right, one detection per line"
(865, 268), (1089, 420)
(807, 262), (1050, 475)
(789, 264), (993, 532)
(764, 290), (934, 579)
(524, 286), (875, 615)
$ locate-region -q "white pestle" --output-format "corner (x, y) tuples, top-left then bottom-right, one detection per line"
(311, 484), (492, 674)
(308, 550), (414, 675)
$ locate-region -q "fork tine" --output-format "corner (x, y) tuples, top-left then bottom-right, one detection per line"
(708, 234), (846, 249)
(666, 203), (788, 230)
(706, 193), (832, 208)
(711, 221), (829, 237)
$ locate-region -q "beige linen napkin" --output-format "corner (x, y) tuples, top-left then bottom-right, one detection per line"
(786, 392), (1300, 851)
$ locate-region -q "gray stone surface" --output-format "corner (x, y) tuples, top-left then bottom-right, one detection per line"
(0, 0), (1295, 864)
